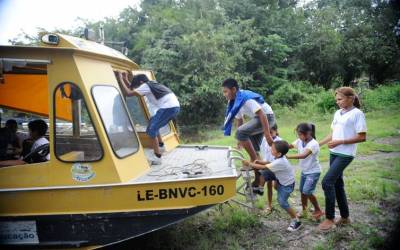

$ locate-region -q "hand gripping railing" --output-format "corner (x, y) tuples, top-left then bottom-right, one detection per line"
(226, 149), (257, 211)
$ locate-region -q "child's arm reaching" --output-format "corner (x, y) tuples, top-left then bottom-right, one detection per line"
(286, 149), (312, 159)
(254, 159), (269, 165)
(242, 160), (272, 170)
(115, 71), (140, 97)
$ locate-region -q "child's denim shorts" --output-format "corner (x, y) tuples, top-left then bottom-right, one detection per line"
(276, 182), (295, 210)
(299, 172), (321, 195)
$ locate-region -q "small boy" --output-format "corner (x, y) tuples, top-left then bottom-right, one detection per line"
(243, 140), (301, 231)
(255, 124), (281, 213)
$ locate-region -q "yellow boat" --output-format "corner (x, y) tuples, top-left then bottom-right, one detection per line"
(0, 34), (238, 247)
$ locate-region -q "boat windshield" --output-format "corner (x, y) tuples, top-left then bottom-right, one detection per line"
(92, 85), (139, 158)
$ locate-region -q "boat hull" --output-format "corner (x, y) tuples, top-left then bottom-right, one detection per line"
(0, 205), (212, 247)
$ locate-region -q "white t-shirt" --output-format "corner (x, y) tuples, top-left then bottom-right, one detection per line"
(235, 99), (274, 119)
(330, 108), (367, 157)
(260, 136), (282, 162)
(31, 137), (50, 161)
(292, 138), (321, 174)
(135, 83), (180, 109)
(269, 157), (295, 186)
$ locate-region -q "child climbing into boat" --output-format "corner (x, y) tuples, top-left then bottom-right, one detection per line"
(243, 141), (302, 231)
(221, 78), (275, 189)
(287, 123), (324, 220)
(117, 72), (180, 165)
(253, 125), (281, 214)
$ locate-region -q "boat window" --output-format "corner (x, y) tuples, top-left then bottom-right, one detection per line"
(54, 82), (103, 162)
(92, 85), (139, 158)
(126, 96), (148, 132)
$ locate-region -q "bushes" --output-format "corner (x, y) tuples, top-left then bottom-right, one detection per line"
(271, 81), (326, 107)
(315, 90), (336, 113)
(361, 83), (400, 112)
(273, 82), (400, 114)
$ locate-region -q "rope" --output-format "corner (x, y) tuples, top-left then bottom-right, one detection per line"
(147, 159), (213, 179)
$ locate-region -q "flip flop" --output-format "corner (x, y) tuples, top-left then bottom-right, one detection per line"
(312, 211), (325, 221)
(263, 207), (273, 215)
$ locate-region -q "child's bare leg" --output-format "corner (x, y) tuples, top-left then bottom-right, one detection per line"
(253, 170), (261, 186)
(151, 136), (161, 156)
(309, 194), (323, 213)
(259, 175), (266, 187)
(240, 139), (258, 162)
(301, 193), (308, 211)
(157, 134), (163, 145)
(267, 181), (273, 209)
(286, 207), (298, 219)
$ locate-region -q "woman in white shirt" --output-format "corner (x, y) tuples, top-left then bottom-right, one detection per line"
(318, 87), (367, 231)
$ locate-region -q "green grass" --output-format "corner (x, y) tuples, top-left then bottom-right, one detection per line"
(169, 106), (399, 249)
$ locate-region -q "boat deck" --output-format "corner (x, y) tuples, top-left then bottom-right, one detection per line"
(131, 145), (238, 183)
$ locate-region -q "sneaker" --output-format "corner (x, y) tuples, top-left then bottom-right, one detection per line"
(287, 220), (302, 232)
(150, 155), (162, 165)
(252, 187), (264, 196)
(159, 145), (166, 153)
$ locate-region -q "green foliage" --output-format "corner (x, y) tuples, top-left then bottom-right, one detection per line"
(20, 0), (400, 126)
(271, 81), (327, 107)
(362, 83), (400, 112)
(315, 90), (336, 113)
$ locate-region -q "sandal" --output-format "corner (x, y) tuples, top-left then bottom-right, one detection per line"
(318, 219), (336, 231)
(263, 207), (273, 214)
(312, 211), (325, 221)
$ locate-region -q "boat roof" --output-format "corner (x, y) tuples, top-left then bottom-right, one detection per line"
(0, 33), (139, 68)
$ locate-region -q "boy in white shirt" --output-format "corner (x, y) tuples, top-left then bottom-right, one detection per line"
(243, 140), (302, 232)
(255, 125), (281, 213)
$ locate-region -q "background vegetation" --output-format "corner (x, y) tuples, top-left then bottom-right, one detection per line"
(12, 0), (400, 128)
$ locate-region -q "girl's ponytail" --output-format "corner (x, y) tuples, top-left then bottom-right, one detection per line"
(310, 123), (316, 139)
(353, 95), (361, 109)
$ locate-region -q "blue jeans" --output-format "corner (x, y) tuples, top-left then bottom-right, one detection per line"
(276, 182), (295, 210)
(322, 153), (353, 220)
(299, 172), (320, 195)
(146, 107), (180, 138)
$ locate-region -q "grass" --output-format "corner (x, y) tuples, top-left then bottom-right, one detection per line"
(176, 107), (399, 249)
(128, 88), (400, 249)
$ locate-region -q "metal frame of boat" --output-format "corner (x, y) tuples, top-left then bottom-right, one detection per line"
(0, 34), (238, 247)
